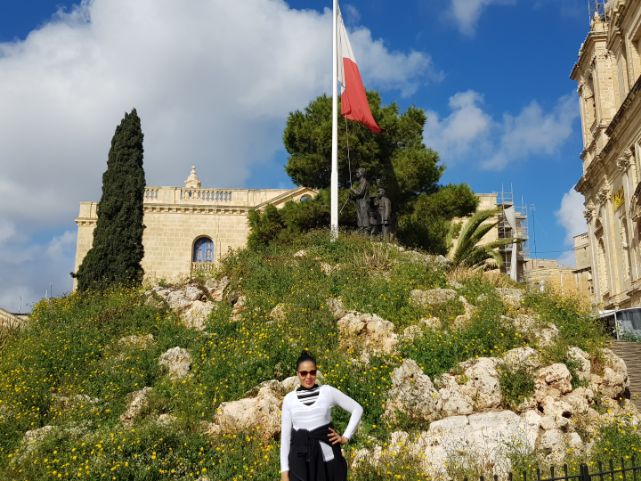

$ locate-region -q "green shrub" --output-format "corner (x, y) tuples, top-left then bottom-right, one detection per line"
(401, 295), (522, 378)
(523, 292), (606, 361)
(498, 363), (535, 410)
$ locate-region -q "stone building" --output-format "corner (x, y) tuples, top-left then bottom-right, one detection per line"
(525, 258), (592, 302)
(571, 0), (641, 309)
(74, 166), (315, 285)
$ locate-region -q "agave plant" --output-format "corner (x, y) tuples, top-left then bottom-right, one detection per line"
(447, 209), (520, 269)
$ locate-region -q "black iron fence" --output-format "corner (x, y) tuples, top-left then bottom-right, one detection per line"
(463, 457), (641, 481)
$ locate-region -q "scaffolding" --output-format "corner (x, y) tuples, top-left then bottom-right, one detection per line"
(497, 186), (529, 283)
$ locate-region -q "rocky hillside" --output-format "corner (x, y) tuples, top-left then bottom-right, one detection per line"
(0, 231), (638, 481)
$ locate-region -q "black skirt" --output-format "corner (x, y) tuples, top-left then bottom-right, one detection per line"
(288, 423), (348, 481)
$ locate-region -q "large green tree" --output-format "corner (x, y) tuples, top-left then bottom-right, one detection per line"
(74, 109), (146, 291)
(282, 92), (478, 252)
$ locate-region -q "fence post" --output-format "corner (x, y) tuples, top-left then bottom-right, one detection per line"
(580, 463), (591, 481)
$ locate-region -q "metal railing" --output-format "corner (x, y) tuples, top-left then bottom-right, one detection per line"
(461, 457), (641, 481)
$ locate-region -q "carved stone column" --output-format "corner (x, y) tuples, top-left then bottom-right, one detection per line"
(598, 183), (617, 301)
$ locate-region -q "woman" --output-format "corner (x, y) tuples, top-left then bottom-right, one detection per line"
(280, 351), (363, 481)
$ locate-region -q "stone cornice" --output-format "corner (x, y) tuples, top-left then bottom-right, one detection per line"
(571, 27), (608, 80)
(75, 204), (250, 224)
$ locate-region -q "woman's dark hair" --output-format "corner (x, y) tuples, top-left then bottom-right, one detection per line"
(296, 350), (316, 370)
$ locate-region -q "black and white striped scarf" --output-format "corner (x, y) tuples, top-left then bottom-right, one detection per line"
(296, 384), (320, 406)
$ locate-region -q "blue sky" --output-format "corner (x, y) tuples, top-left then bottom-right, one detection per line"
(0, 0), (590, 311)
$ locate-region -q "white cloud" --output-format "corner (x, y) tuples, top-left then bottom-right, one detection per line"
(424, 90), (493, 160)
(424, 90), (579, 169)
(46, 230), (76, 259)
(483, 93), (579, 170)
(350, 29), (441, 97)
(556, 188), (586, 243)
(0, 0), (433, 309)
(342, 4), (361, 24)
(555, 188), (586, 267)
(448, 0), (515, 36)
(0, 219), (17, 245)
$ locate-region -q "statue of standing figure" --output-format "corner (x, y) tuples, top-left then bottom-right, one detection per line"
(349, 168), (370, 234)
(377, 188), (392, 241)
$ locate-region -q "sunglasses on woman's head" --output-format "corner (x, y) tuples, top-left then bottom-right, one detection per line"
(298, 369), (317, 377)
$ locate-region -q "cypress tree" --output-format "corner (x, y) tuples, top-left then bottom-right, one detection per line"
(74, 109), (146, 291)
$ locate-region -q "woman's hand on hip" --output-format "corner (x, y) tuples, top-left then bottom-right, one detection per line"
(328, 428), (347, 445)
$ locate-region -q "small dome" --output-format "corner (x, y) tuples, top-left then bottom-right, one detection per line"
(184, 165), (202, 189)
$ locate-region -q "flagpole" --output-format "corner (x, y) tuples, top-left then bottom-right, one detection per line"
(330, 0), (339, 240)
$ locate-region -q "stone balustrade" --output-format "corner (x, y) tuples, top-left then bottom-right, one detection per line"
(141, 186), (293, 207)
(192, 262), (216, 276)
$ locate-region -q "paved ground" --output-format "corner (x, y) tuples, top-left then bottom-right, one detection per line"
(610, 340), (641, 409)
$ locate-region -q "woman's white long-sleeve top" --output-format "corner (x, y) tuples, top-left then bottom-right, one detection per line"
(280, 384), (363, 473)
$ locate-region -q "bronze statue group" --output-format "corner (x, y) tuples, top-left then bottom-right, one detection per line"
(348, 168), (392, 240)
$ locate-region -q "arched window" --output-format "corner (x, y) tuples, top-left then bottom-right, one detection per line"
(300, 194), (312, 203)
(193, 237), (214, 263)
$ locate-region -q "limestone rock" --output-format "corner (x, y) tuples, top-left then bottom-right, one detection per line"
(157, 413), (177, 426)
(269, 303), (287, 322)
(562, 387), (594, 415)
(320, 262), (338, 275)
(537, 428), (566, 465)
(458, 357), (502, 411)
(22, 426), (55, 450)
(410, 288), (457, 307)
(420, 317), (442, 330)
(590, 348), (629, 399)
(205, 276), (229, 302)
(182, 300), (214, 331)
(535, 324), (560, 348)
(453, 296), (477, 329)
(539, 396), (573, 432)
(534, 363), (573, 402)
(327, 298), (346, 320)
(118, 334), (155, 349)
(355, 411), (541, 479)
(293, 249), (307, 259)
(121, 387), (152, 426)
(337, 311), (398, 358)
(510, 314), (538, 333)
(281, 376), (301, 393)
(435, 374), (474, 417)
(52, 393), (100, 411)
(400, 324), (423, 343)
(165, 289), (195, 311)
(567, 346), (591, 383)
(184, 285), (205, 302)
(384, 359), (438, 422)
(159, 347), (192, 380)
(210, 383), (282, 439)
(230, 295), (247, 321)
(502, 347), (541, 371)
(421, 411), (538, 477)
(496, 288), (524, 308)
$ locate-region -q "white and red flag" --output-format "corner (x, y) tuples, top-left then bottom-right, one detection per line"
(337, 8), (381, 134)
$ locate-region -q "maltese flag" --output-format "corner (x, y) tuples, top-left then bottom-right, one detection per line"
(337, 9), (381, 134)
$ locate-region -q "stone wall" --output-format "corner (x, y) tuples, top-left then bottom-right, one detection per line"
(73, 182), (315, 287)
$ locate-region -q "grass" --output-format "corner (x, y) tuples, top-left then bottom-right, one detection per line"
(498, 362), (535, 410)
(0, 231), (616, 480)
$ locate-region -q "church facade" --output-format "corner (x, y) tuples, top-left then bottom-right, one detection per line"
(571, 0), (641, 309)
(73, 166), (315, 285)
